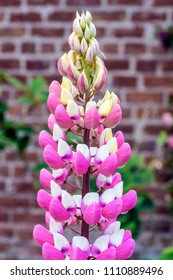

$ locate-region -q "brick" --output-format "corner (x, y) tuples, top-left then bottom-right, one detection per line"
(14, 182), (34, 192)
(113, 27), (143, 37)
(48, 12), (74, 21)
(0, 0), (20, 6)
(28, 0), (59, 4)
(0, 13), (4, 21)
(2, 43), (15, 52)
(162, 60), (173, 71)
(66, 0), (100, 5)
(13, 211), (44, 223)
(0, 59), (19, 69)
(145, 77), (172, 87)
(126, 92), (163, 103)
(113, 76), (137, 87)
(154, 0), (173, 6)
(144, 125), (164, 135)
(139, 141), (156, 152)
(93, 11), (125, 21)
(116, 124), (134, 134)
(11, 12), (41, 22)
(132, 11), (166, 21)
(0, 195), (30, 207)
(137, 60), (157, 72)
(14, 167), (26, 177)
(7, 103), (24, 117)
(21, 42), (35, 53)
(0, 28), (25, 37)
(0, 211), (8, 222)
(108, 0), (142, 4)
(105, 59), (129, 70)
(0, 166), (8, 176)
(103, 43), (118, 54)
(125, 43), (146, 54)
(26, 60), (49, 70)
(41, 43), (55, 53)
(32, 28), (64, 37)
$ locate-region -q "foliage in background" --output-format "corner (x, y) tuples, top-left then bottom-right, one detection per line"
(0, 72), (48, 158)
(158, 244), (173, 260)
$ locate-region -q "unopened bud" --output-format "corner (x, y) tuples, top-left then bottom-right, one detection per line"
(81, 37), (88, 54)
(84, 24), (91, 40)
(77, 71), (89, 94)
(73, 17), (83, 37)
(85, 46), (94, 62)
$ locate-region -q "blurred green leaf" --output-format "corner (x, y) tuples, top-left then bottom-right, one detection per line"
(137, 193), (154, 211)
(66, 132), (82, 146)
(0, 72), (28, 92)
(157, 130), (168, 146)
(158, 246), (173, 260)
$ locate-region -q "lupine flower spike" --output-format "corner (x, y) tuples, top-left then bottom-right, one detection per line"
(34, 11), (137, 260)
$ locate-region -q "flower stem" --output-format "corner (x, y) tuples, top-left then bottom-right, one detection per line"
(81, 128), (90, 239)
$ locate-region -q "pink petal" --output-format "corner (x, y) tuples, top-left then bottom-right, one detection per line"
(45, 211), (50, 226)
(102, 198), (122, 219)
(49, 80), (61, 98)
(47, 92), (61, 113)
(77, 72), (88, 94)
(43, 145), (65, 169)
(55, 104), (72, 129)
(110, 172), (122, 188)
(116, 142), (131, 167)
(96, 246), (116, 260)
(116, 239), (135, 260)
(37, 189), (52, 211)
(84, 106), (100, 129)
(72, 151), (90, 175)
(103, 104), (122, 128)
(82, 203), (101, 225)
(33, 225), (54, 246)
(42, 242), (64, 260)
(69, 247), (88, 260)
(39, 168), (53, 190)
(49, 197), (70, 222)
(47, 114), (56, 132)
(121, 190), (137, 213)
(98, 154), (118, 176)
(115, 131), (125, 148)
(38, 130), (57, 149)
(123, 230), (132, 242)
(57, 56), (68, 76)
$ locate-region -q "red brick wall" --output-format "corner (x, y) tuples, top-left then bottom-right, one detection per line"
(0, 0), (173, 259)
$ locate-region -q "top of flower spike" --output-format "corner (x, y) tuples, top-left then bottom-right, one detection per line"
(68, 11), (99, 59)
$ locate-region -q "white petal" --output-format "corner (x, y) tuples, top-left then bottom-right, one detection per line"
(83, 192), (99, 206)
(50, 181), (62, 197)
(53, 232), (70, 251)
(104, 221), (121, 235)
(52, 169), (63, 178)
(53, 124), (64, 141)
(95, 145), (109, 163)
(107, 137), (118, 154)
(50, 217), (63, 234)
(93, 235), (110, 252)
(100, 188), (115, 205)
(66, 100), (79, 117)
(86, 101), (96, 112)
(113, 181), (123, 198)
(77, 144), (90, 160)
(73, 195), (82, 207)
(110, 229), (124, 247)
(58, 139), (71, 158)
(62, 191), (76, 209)
(72, 236), (90, 251)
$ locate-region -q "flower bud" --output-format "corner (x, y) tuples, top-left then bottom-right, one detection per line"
(77, 71), (89, 94)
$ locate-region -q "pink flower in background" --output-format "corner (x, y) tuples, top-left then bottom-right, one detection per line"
(33, 11), (137, 260)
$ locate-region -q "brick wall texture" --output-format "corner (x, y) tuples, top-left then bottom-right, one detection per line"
(0, 0), (173, 259)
